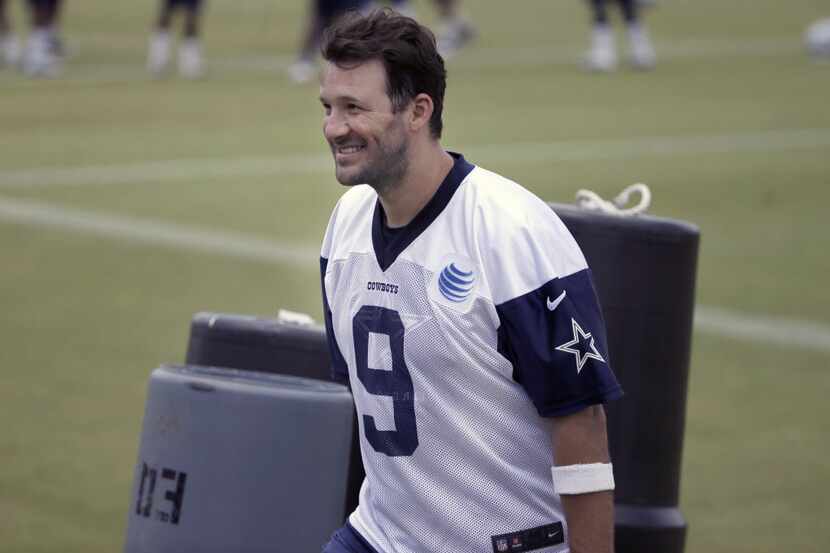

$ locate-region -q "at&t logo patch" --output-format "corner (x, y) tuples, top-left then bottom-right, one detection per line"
(429, 255), (479, 313)
(438, 263), (476, 302)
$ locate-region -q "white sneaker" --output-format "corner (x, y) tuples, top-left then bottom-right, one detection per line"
(178, 38), (205, 79)
(628, 24), (656, 69)
(437, 17), (476, 59)
(584, 24), (617, 72)
(21, 30), (61, 77)
(1, 33), (22, 68)
(147, 31), (172, 75)
(287, 58), (316, 84)
(805, 18), (830, 59)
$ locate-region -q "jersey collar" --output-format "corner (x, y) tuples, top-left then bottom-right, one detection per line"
(372, 152), (475, 272)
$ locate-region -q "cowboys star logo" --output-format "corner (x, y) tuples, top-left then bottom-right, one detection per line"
(555, 318), (606, 373)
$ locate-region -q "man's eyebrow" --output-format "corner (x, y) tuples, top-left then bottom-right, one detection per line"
(319, 94), (362, 104)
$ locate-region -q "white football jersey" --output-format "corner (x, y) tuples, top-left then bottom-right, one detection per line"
(320, 153), (622, 553)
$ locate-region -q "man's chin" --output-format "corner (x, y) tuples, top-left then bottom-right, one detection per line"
(334, 169), (363, 187)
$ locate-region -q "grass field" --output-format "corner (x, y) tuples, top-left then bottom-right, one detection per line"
(1, 1), (829, 551)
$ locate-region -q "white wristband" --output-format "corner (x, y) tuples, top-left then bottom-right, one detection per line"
(551, 463), (615, 495)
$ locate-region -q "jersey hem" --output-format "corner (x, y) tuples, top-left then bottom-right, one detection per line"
(345, 521), (383, 553)
(349, 511), (388, 553)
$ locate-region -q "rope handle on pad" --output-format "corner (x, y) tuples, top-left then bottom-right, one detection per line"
(575, 183), (652, 216)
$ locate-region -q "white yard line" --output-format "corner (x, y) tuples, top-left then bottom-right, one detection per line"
(0, 195), (316, 267)
(466, 128), (830, 165)
(695, 306), (830, 354)
(2, 128), (829, 190)
(1, 195), (829, 354)
(0, 153), (332, 189)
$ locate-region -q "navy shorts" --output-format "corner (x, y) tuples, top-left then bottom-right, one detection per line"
(322, 523), (380, 553)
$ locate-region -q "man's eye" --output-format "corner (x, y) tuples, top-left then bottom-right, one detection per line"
(347, 103), (360, 112)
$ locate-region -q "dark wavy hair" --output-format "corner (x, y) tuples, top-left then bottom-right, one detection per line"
(321, 8), (447, 138)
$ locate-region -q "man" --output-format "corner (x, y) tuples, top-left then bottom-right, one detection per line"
(288, 0), (370, 84)
(318, 9), (621, 553)
(14, 0), (65, 77)
(430, 0), (475, 59)
(584, 0), (656, 71)
(0, 0), (21, 68)
(147, 0), (205, 78)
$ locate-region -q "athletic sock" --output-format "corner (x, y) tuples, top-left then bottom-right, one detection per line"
(617, 0), (639, 24)
(590, 0), (609, 25)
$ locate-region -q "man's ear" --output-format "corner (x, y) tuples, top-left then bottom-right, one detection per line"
(409, 93), (434, 133)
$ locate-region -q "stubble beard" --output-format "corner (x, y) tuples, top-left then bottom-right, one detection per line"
(334, 132), (409, 197)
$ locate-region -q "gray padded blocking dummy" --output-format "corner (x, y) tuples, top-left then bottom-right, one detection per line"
(124, 364), (354, 553)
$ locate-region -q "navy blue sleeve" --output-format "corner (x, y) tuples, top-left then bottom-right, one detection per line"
(496, 268), (622, 417)
(320, 256), (349, 385)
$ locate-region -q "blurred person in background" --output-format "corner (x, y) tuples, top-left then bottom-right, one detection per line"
(0, 0), (22, 68)
(385, 0), (475, 58)
(2, 0), (66, 77)
(288, 0), (475, 83)
(147, 0), (206, 78)
(584, 0), (655, 71)
(288, 0), (370, 84)
(383, 0), (474, 58)
(431, 0), (475, 58)
(805, 17), (830, 60)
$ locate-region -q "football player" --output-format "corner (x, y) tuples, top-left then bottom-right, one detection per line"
(147, 0), (205, 78)
(19, 0), (65, 77)
(0, 0), (21, 68)
(318, 9), (621, 553)
(288, 0), (371, 84)
(805, 17), (830, 59)
(385, 0), (476, 58)
(432, 0), (475, 59)
(585, 0), (656, 71)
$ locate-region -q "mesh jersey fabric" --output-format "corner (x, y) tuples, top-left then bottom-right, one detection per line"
(320, 153), (622, 553)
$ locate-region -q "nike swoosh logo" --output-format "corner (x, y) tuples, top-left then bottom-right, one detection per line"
(546, 290), (567, 311)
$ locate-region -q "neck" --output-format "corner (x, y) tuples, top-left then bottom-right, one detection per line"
(378, 141), (454, 228)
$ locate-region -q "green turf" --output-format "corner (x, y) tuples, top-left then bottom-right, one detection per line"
(1, 0), (829, 551)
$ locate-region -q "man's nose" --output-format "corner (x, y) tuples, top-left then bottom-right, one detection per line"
(324, 112), (349, 142)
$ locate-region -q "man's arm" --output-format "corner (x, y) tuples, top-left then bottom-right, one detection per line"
(547, 405), (614, 553)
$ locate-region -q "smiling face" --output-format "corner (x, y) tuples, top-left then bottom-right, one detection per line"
(320, 59), (411, 193)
